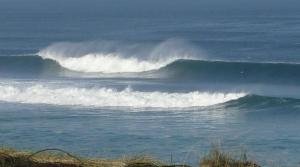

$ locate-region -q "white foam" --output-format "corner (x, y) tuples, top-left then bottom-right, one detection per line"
(39, 53), (177, 73)
(0, 84), (246, 108)
(38, 39), (203, 73)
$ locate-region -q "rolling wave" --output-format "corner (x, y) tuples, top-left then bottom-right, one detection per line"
(0, 84), (246, 108)
(1, 39), (300, 84)
(1, 55), (300, 85)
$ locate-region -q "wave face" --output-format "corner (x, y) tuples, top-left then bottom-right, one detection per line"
(38, 39), (200, 73)
(0, 84), (245, 108)
(0, 55), (65, 77)
(226, 94), (300, 109)
(157, 59), (300, 84)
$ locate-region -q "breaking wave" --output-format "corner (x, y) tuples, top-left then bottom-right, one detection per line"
(2, 39), (300, 85)
(38, 39), (201, 73)
(1, 55), (300, 85)
(0, 84), (246, 108)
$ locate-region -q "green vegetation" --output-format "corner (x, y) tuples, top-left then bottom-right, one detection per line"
(0, 147), (260, 167)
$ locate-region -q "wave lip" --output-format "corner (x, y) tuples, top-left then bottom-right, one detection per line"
(0, 84), (246, 108)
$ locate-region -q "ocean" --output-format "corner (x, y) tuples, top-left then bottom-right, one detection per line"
(1, 1), (300, 166)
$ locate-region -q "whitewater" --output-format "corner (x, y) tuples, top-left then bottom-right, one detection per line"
(0, 83), (246, 108)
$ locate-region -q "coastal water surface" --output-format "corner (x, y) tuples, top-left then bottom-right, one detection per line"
(1, 1), (300, 166)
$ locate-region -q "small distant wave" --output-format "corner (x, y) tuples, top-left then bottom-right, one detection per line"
(38, 39), (201, 73)
(0, 84), (246, 108)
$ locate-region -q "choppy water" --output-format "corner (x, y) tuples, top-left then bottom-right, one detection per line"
(1, 2), (300, 166)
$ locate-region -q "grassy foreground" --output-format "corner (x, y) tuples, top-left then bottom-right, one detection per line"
(0, 147), (260, 167)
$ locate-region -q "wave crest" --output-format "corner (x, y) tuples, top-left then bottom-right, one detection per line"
(38, 39), (203, 73)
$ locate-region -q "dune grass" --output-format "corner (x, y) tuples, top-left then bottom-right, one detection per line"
(0, 148), (124, 167)
(200, 146), (260, 167)
(0, 147), (260, 167)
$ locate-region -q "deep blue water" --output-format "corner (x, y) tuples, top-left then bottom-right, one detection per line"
(1, 2), (300, 166)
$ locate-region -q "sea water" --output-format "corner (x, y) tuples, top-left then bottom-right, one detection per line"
(1, 1), (300, 166)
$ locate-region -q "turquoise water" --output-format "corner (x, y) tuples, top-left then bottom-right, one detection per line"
(1, 1), (300, 166)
